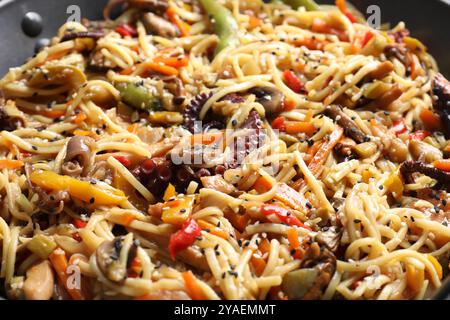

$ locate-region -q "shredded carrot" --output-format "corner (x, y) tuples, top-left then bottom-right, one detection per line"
(433, 159), (450, 172)
(308, 126), (344, 176)
(73, 112), (87, 124)
(43, 110), (66, 119)
(49, 248), (85, 300)
(166, 7), (190, 37)
(143, 61), (179, 76)
(120, 65), (136, 75)
(226, 212), (250, 233)
(259, 238), (271, 255)
(0, 159), (24, 170)
(154, 55), (189, 68)
(181, 271), (206, 300)
(283, 98), (296, 112)
(118, 213), (136, 227)
(198, 220), (229, 240)
(305, 140), (323, 164)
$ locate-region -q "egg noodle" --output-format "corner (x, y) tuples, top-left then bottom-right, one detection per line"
(0, 0), (449, 300)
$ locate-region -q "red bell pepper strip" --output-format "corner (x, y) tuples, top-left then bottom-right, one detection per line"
(261, 204), (311, 230)
(115, 24), (138, 37)
(168, 218), (201, 259)
(392, 119), (407, 136)
(283, 70), (304, 93)
(336, 0), (357, 23)
(272, 117), (286, 131)
(113, 155), (132, 168)
(361, 30), (375, 47)
(409, 130), (431, 141)
(73, 218), (87, 229)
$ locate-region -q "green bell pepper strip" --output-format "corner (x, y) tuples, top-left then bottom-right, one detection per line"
(198, 0), (239, 55)
(116, 82), (160, 111)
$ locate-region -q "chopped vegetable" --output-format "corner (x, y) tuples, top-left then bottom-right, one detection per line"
(274, 183), (311, 214)
(154, 55), (189, 69)
(427, 255), (443, 280)
(409, 130), (431, 141)
(73, 218), (87, 229)
(253, 175), (274, 193)
(168, 218), (202, 259)
(116, 82), (160, 111)
(384, 173), (404, 200)
(113, 155), (131, 168)
(392, 119), (407, 136)
(181, 271), (206, 300)
(73, 112), (87, 125)
(49, 248), (85, 300)
(198, 219), (229, 240)
(282, 268), (318, 299)
(149, 111), (183, 125)
(30, 170), (126, 206)
(433, 159), (450, 172)
(406, 263), (424, 293)
(27, 234), (57, 259)
(166, 7), (191, 37)
(283, 70), (304, 93)
(199, 0), (239, 55)
(261, 204), (311, 230)
(285, 121), (316, 136)
(272, 117), (286, 131)
(420, 108), (443, 131)
(0, 159), (24, 170)
(282, 0), (320, 11)
(115, 23), (138, 37)
(308, 126), (344, 175)
(162, 195), (195, 226)
(336, 0), (357, 23)
(163, 183), (177, 202)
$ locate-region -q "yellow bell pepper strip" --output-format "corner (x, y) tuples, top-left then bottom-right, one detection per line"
(0, 159), (24, 170)
(427, 255), (443, 280)
(181, 271), (206, 300)
(406, 264), (424, 293)
(168, 218), (202, 259)
(199, 0), (239, 55)
(49, 248), (85, 300)
(161, 195), (195, 226)
(30, 170), (126, 206)
(163, 183), (177, 202)
(384, 173), (404, 200)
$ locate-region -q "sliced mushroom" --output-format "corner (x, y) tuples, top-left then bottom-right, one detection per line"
(316, 226), (342, 252)
(400, 161), (450, 192)
(142, 12), (179, 37)
(61, 136), (94, 177)
(387, 137), (408, 163)
(282, 243), (336, 300)
(60, 31), (104, 42)
(325, 105), (366, 144)
(367, 61), (394, 80)
(96, 234), (138, 283)
(28, 65), (87, 90)
(23, 260), (55, 300)
(409, 139), (443, 164)
(432, 73), (450, 137)
(249, 86), (284, 116)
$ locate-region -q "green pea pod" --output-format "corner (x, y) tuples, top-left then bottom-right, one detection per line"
(282, 0), (320, 11)
(199, 0), (239, 55)
(116, 82), (160, 111)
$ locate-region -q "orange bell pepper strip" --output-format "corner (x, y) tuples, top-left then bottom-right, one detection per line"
(420, 108), (443, 131)
(0, 159), (24, 170)
(30, 170), (126, 206)
(144, 61), (179, 76)
(154, 55), (189, 68)
(198, 219), (229, 240)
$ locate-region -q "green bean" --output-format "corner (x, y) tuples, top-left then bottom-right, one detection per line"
(199, 0), (239, 55)
(282, 0), (320, 11)
(116, 82), (160, 111)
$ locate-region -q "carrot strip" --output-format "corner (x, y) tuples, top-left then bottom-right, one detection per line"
(181, 271), (206, 300)
(49, 248), (85, 300)
(143, 61), (179, 76)
(73, 112), (87, 124)
(434, 159), (450, 172)
(154, 55), (189, 68)
(166, 7), (190, 37)
(198, 220), (229, 240)
(284, 121), (316, 136)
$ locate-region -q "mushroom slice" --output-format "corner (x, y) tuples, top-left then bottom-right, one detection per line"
(96, 234), (138, 283)
(400, 161), (450, 192)
(325, 105), (367, 144)
(142, 12), (179, 38)
(249, 86), (284, 116)
(28, 65), (87, 90)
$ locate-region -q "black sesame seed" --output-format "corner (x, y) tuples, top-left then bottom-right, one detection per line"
(354, 219), (361, 224)
(89, 197), (95, 204)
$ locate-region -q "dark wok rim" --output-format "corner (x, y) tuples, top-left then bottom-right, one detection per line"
(0, 0), (449, 300)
